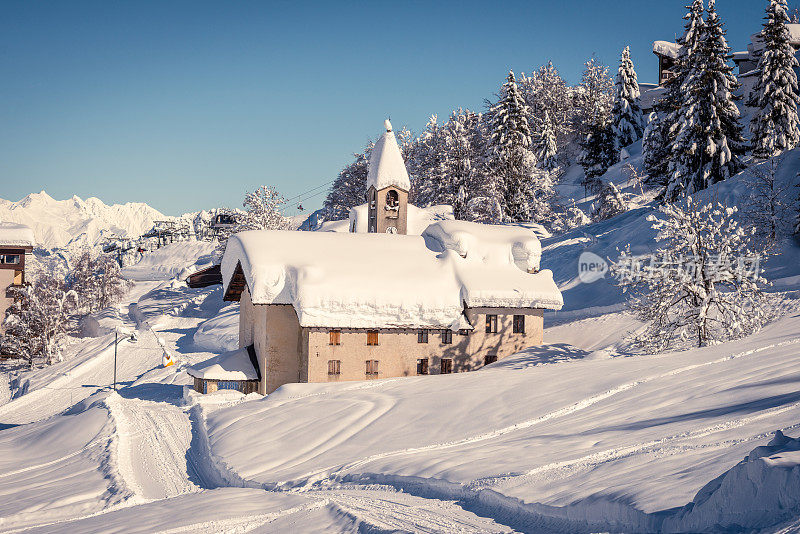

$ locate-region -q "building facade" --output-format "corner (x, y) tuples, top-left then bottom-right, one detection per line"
(233, 282), (547, 394)
(0, 224), (35, 338)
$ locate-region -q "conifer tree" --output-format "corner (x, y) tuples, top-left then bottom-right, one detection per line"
(409, 115), (447, 207)
(487, 71), (535, 222)
(443, 110), (480, 219)
(611, 46), (644, 149)
(519, 62), (574, 154)
(574, 57), (614, 140)
(664, 0), (745, 202)
(323, 151), (370, 220)
(645, 0), (705, 183)
(578, 122), (616, 195)
(536, 110), (559, 171)
(751, 0), (800, 158)
(593, 181), (628, 221)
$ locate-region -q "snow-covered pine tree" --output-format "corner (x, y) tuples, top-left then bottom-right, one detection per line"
(750, 0), (800, 158)
(323, 151), (370, 220)
(2, 273), (78, 366)
(536, 110), (559, 171)
(664, 0), (745, 202)
(574, 57), (614, 140)
(409, 115), (447, 207)
(442, 110), (480, 219)
(646, 0), (705, 184)
(642, 111), (668, 183)
(593, 181), (628, 221)
(242, 185), (291, 232)
(612, 198), (770, 351)
(519, 62), (574, 159)
(578, 122), (616, 196)
(486, 70), (536, 222)
(611, 46), (644, 150)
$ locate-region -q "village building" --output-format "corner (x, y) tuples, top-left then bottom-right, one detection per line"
(189, 120), (563, 395)
(652, 23), (800, 84)
(0, 223), (35, 337)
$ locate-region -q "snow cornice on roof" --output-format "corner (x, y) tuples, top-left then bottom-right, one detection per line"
(0, 222), (35, 248)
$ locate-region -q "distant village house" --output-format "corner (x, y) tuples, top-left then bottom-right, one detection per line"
(0, 223), (34, 339)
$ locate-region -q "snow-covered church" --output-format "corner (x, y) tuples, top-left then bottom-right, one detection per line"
(190, 120), (563, 395)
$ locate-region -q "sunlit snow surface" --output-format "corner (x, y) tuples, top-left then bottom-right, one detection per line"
(2, 149), (800, 530)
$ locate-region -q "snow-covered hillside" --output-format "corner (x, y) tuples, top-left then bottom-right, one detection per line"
(0, 191), (174, 250)
(0, 210), (797, 533)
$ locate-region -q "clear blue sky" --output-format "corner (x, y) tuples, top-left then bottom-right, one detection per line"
(0, 0), (766, 215)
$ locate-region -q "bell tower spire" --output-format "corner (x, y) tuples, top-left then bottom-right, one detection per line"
(366, 118), (410, 234)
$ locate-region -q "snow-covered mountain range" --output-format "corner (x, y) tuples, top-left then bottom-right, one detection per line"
(0, 191), (175, 250)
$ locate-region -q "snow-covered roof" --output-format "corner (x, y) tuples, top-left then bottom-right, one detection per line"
(366, 120), (411, 192)
(221, 228), (562, 329)
(348, 203), (453, 235)
(187, 346), (260, 381)
(653, 41), (680, 59)
(421, 220), (542, 273)
(0, 222), (35, 248)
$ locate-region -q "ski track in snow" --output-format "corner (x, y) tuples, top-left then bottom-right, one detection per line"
(278, 336), (800, 488)
(106, 394), (198, 500)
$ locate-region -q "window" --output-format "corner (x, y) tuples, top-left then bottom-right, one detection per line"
(458, 329), (470, 336)
(366, 359), (379, 378)
(386, 189), (399, 208)
(486, 314), (498, 333)
(513, 315), (525, 334)
(418, 329), (429, 343)
(367, 330), (379, 346)
(0, 255), (20, 265)
(417, 358), (429, 375)
(484, 355), (498, 366)
(441, 358), (453, 374)
(441, 330), (452, 344)
(328, 360), (341, 377)
(329, 330), (341, 345)
(218, 380), (238, 390)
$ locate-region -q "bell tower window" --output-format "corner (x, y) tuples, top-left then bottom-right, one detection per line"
(386, 190), (399, 208)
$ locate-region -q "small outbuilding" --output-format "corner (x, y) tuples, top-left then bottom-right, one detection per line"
(187, 345), (261, 394)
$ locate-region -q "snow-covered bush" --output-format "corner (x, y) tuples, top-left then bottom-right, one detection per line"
(743, 156), (796, 247)
(2, 274), (78, 366)
(612, 198), (770, 351)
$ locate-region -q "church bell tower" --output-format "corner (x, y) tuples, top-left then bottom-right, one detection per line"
(366, 119), (410, 235)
